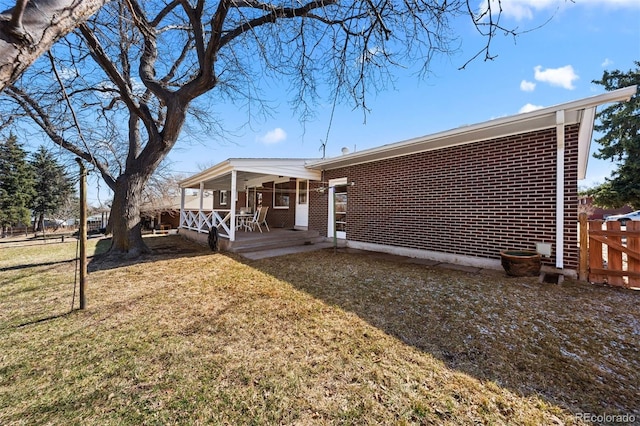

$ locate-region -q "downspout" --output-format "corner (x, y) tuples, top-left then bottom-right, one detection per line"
(555, 110), (565, 269)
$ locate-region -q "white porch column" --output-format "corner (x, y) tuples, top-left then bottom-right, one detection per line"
(230, 170), (238, 241)
(199, 182), (204, 232)
(555, 110), (565, 269)
(180, 187), (185, 228)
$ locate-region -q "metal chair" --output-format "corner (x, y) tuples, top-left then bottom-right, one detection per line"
(249, 206), (270, 233)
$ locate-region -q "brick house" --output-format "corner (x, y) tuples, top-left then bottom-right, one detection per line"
(179, 86), (636, 277)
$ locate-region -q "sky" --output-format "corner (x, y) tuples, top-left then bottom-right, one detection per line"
(47, 0), (640, 205)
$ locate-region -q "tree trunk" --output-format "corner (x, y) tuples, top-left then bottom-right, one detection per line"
(0, 0), (109, 93)
(108, 172), (150, 257)
(35, 212), (44, 232)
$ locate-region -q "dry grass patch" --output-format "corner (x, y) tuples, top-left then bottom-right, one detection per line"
(0, 235), (637, 425)
(255, 249), (639, 421)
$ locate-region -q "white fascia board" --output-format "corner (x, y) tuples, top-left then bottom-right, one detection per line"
(235, 163), (321, 181)
(179, 159), (234, 188)
(307, 114), (565, 170)
(577, 107), (596, 180)
(307, 86), (637, 171)
(179, 158), (321, 188)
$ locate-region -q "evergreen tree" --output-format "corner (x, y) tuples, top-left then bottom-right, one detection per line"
(0, 134), (35, 235)
(589, 62), (640, 209)
(29, 146), (74, 231)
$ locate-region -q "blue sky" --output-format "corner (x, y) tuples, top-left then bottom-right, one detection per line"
(89, 0), (639, 205)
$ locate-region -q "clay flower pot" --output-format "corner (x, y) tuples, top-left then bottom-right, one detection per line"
(500, 250), (541, 277)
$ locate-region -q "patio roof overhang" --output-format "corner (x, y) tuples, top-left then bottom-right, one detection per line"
(179, 158), (322, 190)
(306, 86), (637, 180)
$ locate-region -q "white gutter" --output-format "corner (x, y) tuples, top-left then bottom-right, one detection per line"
(307, 86), (637, 171)
(556, 110), (565, 269)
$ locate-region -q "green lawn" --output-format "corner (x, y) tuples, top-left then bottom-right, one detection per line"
(1, 235), (638, 425)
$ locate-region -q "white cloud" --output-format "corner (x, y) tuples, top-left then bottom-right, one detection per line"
(477, 0), (561, 21)
(256, 127), (287, 145)
(533, 65), (579, 90)
(601, 58), (614, 67)
(519, 103), (544, 113)
(520, 80), (536, 92)
(56, 66), (77, 80)
(478, 0), (639, 21)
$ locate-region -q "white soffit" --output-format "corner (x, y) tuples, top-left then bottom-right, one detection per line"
(307, 86), (637, 171)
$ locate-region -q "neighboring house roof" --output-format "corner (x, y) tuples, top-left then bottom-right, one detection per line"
(179, 158), (322, 189)
(306, 86), (637, 180)
(141, 194), (201, 213)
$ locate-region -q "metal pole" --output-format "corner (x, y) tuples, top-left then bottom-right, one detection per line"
(76, 158), (87, 310)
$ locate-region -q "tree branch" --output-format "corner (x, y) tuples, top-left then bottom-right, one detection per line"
(0, 0), (109, 93)
(78, 21), (160, 144)
(5, 84), (117, 190)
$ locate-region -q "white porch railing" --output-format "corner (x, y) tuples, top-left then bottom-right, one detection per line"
(180, 209), (232, 239)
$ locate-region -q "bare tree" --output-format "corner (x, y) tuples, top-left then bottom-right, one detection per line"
(0, 0), (109, 92)
(2, 0), (520, 257)
(139, 173), (186, 225)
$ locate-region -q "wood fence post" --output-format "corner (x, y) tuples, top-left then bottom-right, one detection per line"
(579, 213), (588, 281)
(628, 221), (640, 287)
(588, 220), (606, 284)
(606, 220), (624, 287)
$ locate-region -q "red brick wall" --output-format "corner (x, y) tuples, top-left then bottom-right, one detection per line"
(212, 190), (230, 210)
(309, 181), (329, 235)
(309, 125), (580, 270)
(258, 180), (294, 229)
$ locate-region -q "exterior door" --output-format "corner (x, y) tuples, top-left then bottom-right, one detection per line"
(295, 179), (309, 230)
(328, 177), (348, 239)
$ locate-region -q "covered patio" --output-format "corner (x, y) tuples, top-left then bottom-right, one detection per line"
(178, 158), (321, 248)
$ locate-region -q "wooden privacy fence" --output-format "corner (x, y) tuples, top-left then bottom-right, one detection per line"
(579, 213), (640, 288)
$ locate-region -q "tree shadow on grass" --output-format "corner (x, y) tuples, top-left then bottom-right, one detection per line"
(87, 235), (212, 273)
(0, 258), (75, 273)
(247, 249), (640, 421)
(15, 311), (76, 328)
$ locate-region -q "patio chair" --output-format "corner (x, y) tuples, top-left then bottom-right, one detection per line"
(249, 206), (270, 233)
(246, 209), (258, 232)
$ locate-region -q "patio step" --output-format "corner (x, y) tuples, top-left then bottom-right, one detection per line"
(228, 229), (320, 252)
(229, 228), (344, 259)
(239, 241), (338, 260)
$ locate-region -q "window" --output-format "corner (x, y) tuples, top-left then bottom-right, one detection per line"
(219, 190), (227, 205)
(247, 188), (263, 212)
(298, 180), (308, 205)
(334, 185), (348, 232)
(274, 182), (290, 208)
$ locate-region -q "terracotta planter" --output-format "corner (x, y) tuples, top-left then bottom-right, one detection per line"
(500, 250), (541, 277)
